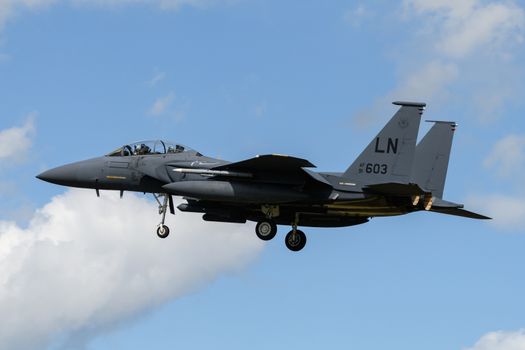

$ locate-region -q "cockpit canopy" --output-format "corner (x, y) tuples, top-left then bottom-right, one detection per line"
(107, 140), (201, 157)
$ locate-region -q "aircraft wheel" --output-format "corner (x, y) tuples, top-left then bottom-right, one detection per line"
(285, 230), (306, 252)
(255, 220), (277, 241)
(157, 225), (170, 239)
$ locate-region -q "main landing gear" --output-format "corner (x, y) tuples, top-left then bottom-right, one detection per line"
(255, 220), (277, 241)
(285, 228), (307, 252)
(153, 193), (174, 239)
(255, 212), (307, 251)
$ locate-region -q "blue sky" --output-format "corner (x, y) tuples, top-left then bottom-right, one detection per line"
(1, 1), (525, 349)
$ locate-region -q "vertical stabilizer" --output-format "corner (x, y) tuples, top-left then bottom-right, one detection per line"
(411, 121), (456, 198)
(343, 101), (424, 184)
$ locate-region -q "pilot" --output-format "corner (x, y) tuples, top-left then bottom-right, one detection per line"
(175, 145), (184, 153)
(141, 144), (151, 154)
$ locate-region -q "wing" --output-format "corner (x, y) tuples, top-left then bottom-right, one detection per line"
(168, 155), (314, 179)
(171, 154), (331, 188)
(213, 154), (315, 172)
(213, 154), (330, 187)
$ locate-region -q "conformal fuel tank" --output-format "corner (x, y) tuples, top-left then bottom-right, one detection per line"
(162, 180), (309, 203)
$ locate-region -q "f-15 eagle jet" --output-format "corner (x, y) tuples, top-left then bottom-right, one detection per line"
(37, 101), (490, 252)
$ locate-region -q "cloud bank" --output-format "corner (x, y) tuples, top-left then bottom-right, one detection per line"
(353, 0), (525, 126)
(467, 134), (525, 230)
(484, 134), (525, 178)
(0, 0), (226, 32)
(402, 0), (525, 115)
(465, 329), (525, 350)
(0, 0), (57, 31)
(0, 115), (35, 163)
(148, 91), (176, 116)
(0, 189), (263, 349)
(404, 0), (525, 59)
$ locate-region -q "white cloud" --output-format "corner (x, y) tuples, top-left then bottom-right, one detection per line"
(388, 60), (458, 102)
(352, 61), (458, 127)
(0, 114), (36, 162)
(148, 91), (189, 121)
(343, 4), (371, 27)
(147, 70), (166, 87)
(484, 134), (525, 177)
(466, 134), (525, 230)
(0, 189), (263, 349)
(404, 0), (476, 18)
(465, 329), (525, 350)
(0, 0), (57, 31)
(467, 134), (525, 231)
(356, 1), (525, 126)
(404, 0), (525, 58)
(148, 91), (175, 116)
(72, 0), (215, 10)
(0, 0), (228, 33)
(466, 194), (525, 230)
(156, 0), (218, 10)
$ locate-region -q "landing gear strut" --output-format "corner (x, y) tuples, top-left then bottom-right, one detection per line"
(153, 193), (174, 239)
(255, 204), (279, 241)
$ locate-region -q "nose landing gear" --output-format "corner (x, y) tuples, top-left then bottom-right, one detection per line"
(153, 193), (174, 238)
(157, 224), (170, 239)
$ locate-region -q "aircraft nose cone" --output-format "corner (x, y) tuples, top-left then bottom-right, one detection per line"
(36, 164), (78, 186)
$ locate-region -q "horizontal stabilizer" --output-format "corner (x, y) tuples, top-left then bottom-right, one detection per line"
(430, 207), (491, 220)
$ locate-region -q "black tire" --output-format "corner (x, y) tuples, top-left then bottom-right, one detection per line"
(285, 230), (306, 252)
(255, 220), (277, 241)
(157, 225), (170, 239)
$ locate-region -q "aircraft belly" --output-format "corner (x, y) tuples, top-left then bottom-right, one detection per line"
(272, 215), (370, 228)
(324, 198), (408, 217)
(326, 208), (406, 217)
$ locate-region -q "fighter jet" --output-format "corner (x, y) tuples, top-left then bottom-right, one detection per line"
(37, 101), (490, 252)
